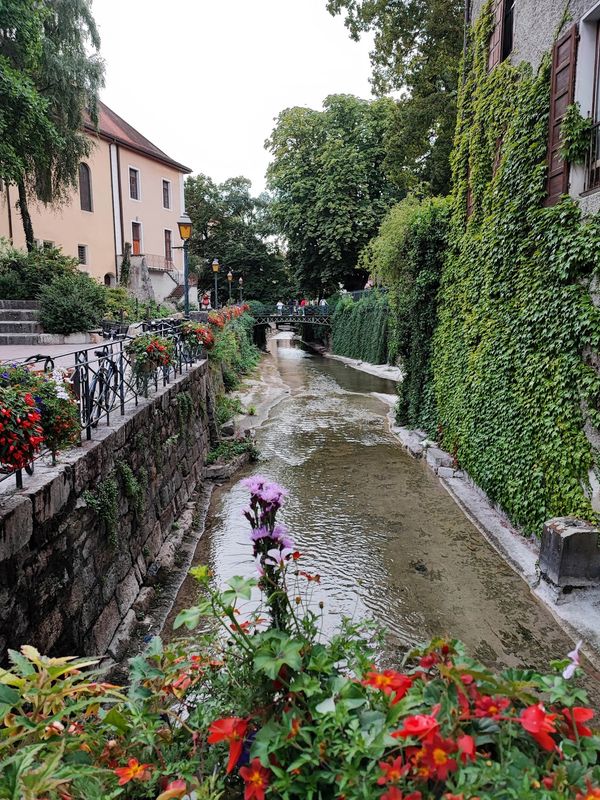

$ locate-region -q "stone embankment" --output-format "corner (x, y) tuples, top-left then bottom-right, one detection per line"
(0, 359), (224, 665)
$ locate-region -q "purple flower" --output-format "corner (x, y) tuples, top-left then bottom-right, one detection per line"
(242, 475), (268, 494)
(563, 640), (582, 680)
(250, 526), (271, 542)
(271, 523), (294, 549)
(265, 547), (293, 567)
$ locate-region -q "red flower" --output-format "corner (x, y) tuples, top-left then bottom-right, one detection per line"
(377, 756), (409, 785)
(457, 733), (476, 763)
(113, 758), (152, 785)
(393, 713), (439, 741)
(207, 716), (249, 773)
(156, 780), (188, 800)
(474, 695), (510, 719)
(563, 707), (594, 739)
(518, 704), (558, 751)
(576, 781), (600, 800)
(362, 669), (413, 704)
(239, 758), (270, 800)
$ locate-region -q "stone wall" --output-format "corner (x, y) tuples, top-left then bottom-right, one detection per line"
(0, 360), (223, 665)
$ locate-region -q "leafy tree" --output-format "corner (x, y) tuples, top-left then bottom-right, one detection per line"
(326, 0), (464, 195)
(266, 94), (401, 296)
(185, 174), (293, 305)
(0, 0), (104, 249)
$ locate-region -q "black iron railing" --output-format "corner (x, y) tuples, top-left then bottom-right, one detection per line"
(585, 121), (600, 193)
(0, 320), (206, 490)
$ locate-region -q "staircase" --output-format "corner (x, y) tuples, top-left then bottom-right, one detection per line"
(0, 300), (44, 346)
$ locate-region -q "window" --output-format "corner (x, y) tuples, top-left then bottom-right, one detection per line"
(79, 163), (92, 211)
(132, 222), (142, 255)
(164, 229), (172, 263)
(488, 0), (514, 70)
(129, 167), (140, 200)
(162, 179), (171, 209)
(77, 245), (88, 265)
(43, 240), (54, 250)
(501, 0), (515, 61)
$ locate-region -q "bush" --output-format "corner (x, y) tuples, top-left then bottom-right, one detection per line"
(209, 313), (261, 389)
(0, 242), (77, 300)
(39, 272), (107, 334)
(331, 290), (390, 364)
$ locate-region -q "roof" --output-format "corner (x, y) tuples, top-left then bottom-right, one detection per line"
(85, 101), (192, 174)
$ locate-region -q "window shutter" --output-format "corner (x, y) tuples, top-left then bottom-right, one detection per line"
(545, 25), (578, 206)
(488, 0), (505, 71)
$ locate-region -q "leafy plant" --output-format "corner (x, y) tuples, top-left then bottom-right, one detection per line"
(560, 103), (593, 164)
(331, 290), (391, 364)
(83, 476), (119, 546)
(126, 334), (175, 396)
(0, 385), (44, 471)
(39, 271), (107, 334)
(0, 242), (78, 300)
(216, 395), (243, 426)
(205, 439), (259, 465)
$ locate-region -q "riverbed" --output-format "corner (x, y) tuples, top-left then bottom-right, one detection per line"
(166, 333), (600, 697)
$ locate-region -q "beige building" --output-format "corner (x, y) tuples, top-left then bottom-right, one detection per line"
(0, 102), (192, 301)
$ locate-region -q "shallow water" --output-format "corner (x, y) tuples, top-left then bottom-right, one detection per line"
(167, 334), (600, 698)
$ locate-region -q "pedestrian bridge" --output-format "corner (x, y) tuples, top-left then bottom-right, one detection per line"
(253, 310), (331, 328)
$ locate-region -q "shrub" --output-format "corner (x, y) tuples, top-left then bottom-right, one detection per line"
(0, 242), (77, 300)
(216, 394), (243, 425)
(209, 313), (261, 389)
(331, 290), (390, 364)
(39, 272), (107, 334)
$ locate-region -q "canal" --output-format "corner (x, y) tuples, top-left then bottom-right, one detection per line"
(167, 332), (600, 697)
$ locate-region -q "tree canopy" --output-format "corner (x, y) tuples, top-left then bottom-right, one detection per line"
(0, 0), (104, 248)
(185, 174), (293, 305)
(265, 94), (401, 296)
(326, 0), (464, 195)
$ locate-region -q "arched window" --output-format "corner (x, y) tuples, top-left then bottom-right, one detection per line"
(79, 163), (93, 211)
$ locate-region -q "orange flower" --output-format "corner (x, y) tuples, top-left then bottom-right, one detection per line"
(207, 716), (248, 773)
(113, 758), (152, 785)
(518, 704), (558, 751)
(156, 780), (188, 800)
(362, 669), (413, 704)
(239, 758), (270, 800)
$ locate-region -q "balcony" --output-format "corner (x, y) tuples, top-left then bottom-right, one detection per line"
(584, 121), (600, 193)
(137, 252), (175, 271)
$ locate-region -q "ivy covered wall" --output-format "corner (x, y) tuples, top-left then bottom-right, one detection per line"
(331, 290), (391, 364)
(432, 4), (600, 534)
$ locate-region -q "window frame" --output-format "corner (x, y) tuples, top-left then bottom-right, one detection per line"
(131, 221), (143, 255)
(77, 244), (88, 265)
(162, 178), (172, 209)
(164, 228), (173, 264)
(79, 162), (93, 212)
(129, 166), (141, 201)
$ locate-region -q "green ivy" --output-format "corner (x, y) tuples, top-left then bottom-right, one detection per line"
(176, 390), (194, 442)
(559, 102), (593, 164)
(331, 291), (391, 364)
(83, 477), (119, 547)
(116, 459), (147, 518)
(431, 3), (600, 534)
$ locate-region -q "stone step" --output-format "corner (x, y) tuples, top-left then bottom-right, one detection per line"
(0, 321), (42, 334)
(0, 309), (40, 322)
(0, 299), (40, 310)
(0, 333), (44, 346)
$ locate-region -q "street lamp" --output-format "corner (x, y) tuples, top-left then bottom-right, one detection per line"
(227, 270), (233, 302)
(238, 276), (243, 303)
(177, 212), (192, 317)
(212, 258), (220, 309)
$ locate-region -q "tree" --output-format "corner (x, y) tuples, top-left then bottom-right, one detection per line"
(326, 0), (464, 195)
(185, 174), (294, 305)
(0, 0), (104, 249)
(265, 94), (401, 296)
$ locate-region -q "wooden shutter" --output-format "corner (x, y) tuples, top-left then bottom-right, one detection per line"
(488, 0), (505, 71)
(545, 25), (578, 206)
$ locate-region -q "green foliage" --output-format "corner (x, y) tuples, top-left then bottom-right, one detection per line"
(176, 390), (195, 442)
(432, 6), (600, 534)
(116, 459), (147, 518)
(39, 271), (107, 334)
(205, 438), (259, 465)
(209, 315), (260, 390)
(266, 94), (402, 295)
(0, 242), (77, 299)
(326, 0), (464, 195)
(83, 476), (118, 546)
(216, 394), (243, 426)
(560, 103), (594, 164)
(185, 174), (294, 304)
(331, 290), (390, 364)
(363, 195), (451, 429)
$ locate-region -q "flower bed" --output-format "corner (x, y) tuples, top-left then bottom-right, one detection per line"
(1, 479), (598, 799)
(180, 321), (215, 351)
(208, 304), (250, 329)
(126, 334), (176, 396)
(0, 365), (79, 470)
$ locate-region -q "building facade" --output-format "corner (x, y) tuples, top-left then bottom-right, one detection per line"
(469, 0), (600, 216)
(0, 102), (192, 301)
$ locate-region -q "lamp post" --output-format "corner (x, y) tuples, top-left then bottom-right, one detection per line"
(238, 276), (243, 303)
(227, 270), (233, 302)
(212, 258), (220, 309)
(177, 212), (192, 317)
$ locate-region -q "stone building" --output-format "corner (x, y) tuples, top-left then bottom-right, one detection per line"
(468, 0), (600, 215)
(0, 102), (193, 302)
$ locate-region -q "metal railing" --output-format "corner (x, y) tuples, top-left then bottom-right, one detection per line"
(138, 252), (176, 271)
(585, 121), (600, 193)
(0, 320), (206, 490)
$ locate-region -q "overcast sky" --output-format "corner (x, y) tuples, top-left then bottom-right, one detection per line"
(91, 0), (375, 194)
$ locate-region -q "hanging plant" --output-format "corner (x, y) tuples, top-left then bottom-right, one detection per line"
(180, 322), (215, 351)
(0, 386), (44, 472)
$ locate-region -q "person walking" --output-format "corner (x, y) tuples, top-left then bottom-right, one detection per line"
(300, 298), (307, 317)
(276, 299), (284, 316)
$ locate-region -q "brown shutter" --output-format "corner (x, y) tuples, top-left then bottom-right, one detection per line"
(488, 0), (505, 71)
(545, 25), (579, 206)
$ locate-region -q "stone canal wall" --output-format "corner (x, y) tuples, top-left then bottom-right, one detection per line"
(0, 360), (223, 665)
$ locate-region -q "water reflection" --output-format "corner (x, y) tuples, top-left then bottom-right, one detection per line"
(168, 334), (599, 694)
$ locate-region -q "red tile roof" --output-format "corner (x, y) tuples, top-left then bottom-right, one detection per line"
(85, 101), (192, 174)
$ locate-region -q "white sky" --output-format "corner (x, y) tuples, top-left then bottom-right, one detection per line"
(91, 0), (375, 194)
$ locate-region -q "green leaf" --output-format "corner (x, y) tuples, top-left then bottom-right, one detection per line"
(315, 696), (336, 714)
(0, 684), (19, 706)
